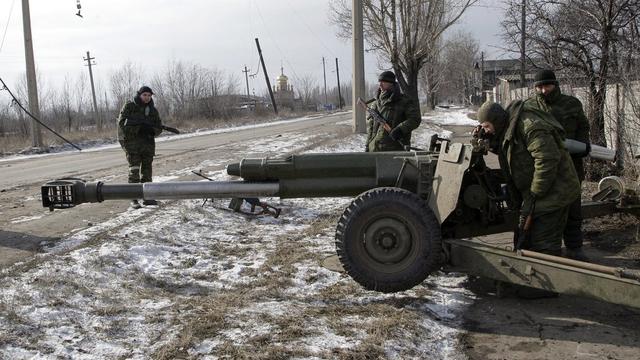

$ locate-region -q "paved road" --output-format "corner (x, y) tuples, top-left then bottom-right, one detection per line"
(0, 112), (353, 267)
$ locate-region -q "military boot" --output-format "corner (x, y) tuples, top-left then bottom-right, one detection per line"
(130, 199), (142, 209)
(565, 247), (590, 262)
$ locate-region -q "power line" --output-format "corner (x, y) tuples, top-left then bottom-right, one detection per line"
(0, 76), (81, 151)
(282, 0), (339, 58)
(252, 0), (303, 86)
(0, 0), (17, 54)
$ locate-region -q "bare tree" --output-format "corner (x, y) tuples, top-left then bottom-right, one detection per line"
(419, 38), (445, 109)
(429, 31), (480, 105)
(109, 62), (144, 114)
(75, 72), (90, 129)
(501, 0), (640, 146)
(297, 74), (318, 106)
(330, 0), (477, 106)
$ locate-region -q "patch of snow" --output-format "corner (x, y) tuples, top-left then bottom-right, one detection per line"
(10, 214), (45, 224)
(424, 108), (478, 126)
(0, 111), (474, 359)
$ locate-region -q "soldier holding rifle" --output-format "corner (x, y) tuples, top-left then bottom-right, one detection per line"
(117, 86), (163, 209)
(365, 71), (421, 152)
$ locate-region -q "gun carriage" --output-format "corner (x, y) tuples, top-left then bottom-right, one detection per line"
(41, 137), (640, 308)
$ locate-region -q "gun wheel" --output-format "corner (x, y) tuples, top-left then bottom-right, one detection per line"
(335, 187), (442, 293)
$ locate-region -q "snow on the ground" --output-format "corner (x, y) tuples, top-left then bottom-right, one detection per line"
(0, 110), (475, 359)
(424, 107), (479, 127)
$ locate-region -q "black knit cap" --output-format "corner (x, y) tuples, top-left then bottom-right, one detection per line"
(137, 85), (154, 95)
(534, 69), (558, 87)
(378, 70), (396, 83)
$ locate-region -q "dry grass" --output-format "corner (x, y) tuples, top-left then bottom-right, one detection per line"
(301, 213), (340, 239)
(152, 292), (241, 359)
(89, 304), (128, 317)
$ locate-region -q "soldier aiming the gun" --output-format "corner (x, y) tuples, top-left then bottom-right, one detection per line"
(476, 101), (581, 257)
(117, 86), (163, 209)
(365, 71), (421, 152)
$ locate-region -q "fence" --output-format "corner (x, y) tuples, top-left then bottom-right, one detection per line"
(495, 80), (640, 176)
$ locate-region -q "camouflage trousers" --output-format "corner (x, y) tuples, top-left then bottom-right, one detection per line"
(126, 152), (154, 183)
(519, 206), (570, 255)
(563, 189), (583, 249)
(120, 141), (154, 183)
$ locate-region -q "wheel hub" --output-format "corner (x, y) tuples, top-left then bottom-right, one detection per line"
(364, 218), (412, 264)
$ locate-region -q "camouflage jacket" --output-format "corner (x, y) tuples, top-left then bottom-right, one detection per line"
(524, 87), (590, 180)
(366, 85), (421, 152)
(496, 101), (581, 214)
(117, 96), (162, 149)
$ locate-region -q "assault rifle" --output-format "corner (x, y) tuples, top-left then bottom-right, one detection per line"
(191, 170), (281, 218)
(356, 97), (422, 151)
(356, 97), (392, 132)
(124, 118), (180, 134)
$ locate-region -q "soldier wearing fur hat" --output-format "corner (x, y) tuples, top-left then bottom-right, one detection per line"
(476, 100), (580, 255)
(524, 69), (591, 261)
(117, 86), (163, 209)
(365, 71), (421, 152)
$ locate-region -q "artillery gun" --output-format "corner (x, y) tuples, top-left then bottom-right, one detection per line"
(41, 138), (640, 308)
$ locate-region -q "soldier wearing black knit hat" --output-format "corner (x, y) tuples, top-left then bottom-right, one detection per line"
(365, 71), (421, 152)
(117, 85), (163, 209)
(524, 69), (591, 261)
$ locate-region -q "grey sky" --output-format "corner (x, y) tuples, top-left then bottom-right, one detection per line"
(0, 0), (504, 100)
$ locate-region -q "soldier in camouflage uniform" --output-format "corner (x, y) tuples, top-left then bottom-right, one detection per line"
(524, 69), (591, 261)
(477, 101), (581, 255)
(365, 71), (421, 152)
(117, 86), (162, 209)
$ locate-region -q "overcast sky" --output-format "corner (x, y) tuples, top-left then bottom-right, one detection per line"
(0, 0), (504, 100)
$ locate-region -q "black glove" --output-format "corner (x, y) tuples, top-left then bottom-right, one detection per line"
(389, 127), (404, 142)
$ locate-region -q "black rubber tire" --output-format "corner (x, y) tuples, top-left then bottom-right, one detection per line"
(335, 187), (442, 293)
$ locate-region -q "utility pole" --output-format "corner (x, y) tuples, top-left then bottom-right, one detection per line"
(84, 51), (100, 130)
(480, 51), (485, 102)
(335, 57), (343, 110)
(520, 0), (526, 88)
(21, 0), (42, 148)
(322, 57), (327, 106)
(242, 65), (251, 100)
(352, 0), (366, 133)
(255, 38), (278, 115)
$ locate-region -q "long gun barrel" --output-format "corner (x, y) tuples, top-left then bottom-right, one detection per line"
(42, 151), (436, 209)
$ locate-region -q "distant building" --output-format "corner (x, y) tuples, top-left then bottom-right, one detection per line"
(273, 67), (296, 110)
(481, 59), (534, 90)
